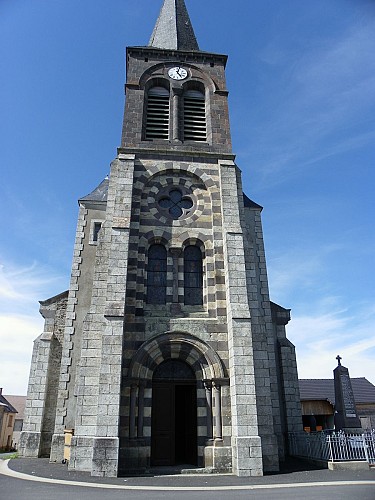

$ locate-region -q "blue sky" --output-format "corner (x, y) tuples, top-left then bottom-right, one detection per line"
(1, 0), (374, 394)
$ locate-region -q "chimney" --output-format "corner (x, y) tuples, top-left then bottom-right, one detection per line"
(0, 388), (2, 395)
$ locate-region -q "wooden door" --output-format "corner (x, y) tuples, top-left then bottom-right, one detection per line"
(151, 383), (175, 465)
(151, 381), (197, 466)
(175, 384), (197, 465)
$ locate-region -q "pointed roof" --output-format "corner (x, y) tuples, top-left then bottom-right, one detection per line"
(149, 0), (199, 51)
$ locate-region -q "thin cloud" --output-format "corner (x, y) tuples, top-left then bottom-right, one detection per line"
(0, 259), (64, 313)
(267, 242), (375, 384)
(288, 303), (375, 383)
(267, 243), (346, 304)
(0, 314), (43, 395)
(0, 259), (66, 394)
(241, 18), (375, 187)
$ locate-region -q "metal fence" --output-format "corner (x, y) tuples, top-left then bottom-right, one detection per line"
(289, 429), (375, 464)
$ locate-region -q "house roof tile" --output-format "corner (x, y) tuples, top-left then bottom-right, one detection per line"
(299, 377), (375, 405)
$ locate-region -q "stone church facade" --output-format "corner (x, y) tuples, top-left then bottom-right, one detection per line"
(20, 0), (302, 477)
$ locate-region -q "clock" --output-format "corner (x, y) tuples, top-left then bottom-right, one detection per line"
(168, 66), (188, 80)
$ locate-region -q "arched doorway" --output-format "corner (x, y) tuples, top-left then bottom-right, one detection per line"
(151, 359), (197, 466)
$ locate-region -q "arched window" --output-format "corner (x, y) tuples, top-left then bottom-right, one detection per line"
(145, 86), (170, 140)
(147, 244), (167, 304)
(184, 246), (203, 305)
(183, 89), (206, 142)
(153, 359), (196, 381)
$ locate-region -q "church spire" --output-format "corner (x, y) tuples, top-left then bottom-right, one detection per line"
(149, 0), (199, 51)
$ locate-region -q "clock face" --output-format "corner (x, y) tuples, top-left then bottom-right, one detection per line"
(168, 67), (188, 80)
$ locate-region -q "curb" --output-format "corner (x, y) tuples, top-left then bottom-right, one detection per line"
(1, 460), (375, 491)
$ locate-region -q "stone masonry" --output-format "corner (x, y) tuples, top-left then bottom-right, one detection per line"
(20, 0), (302, 477)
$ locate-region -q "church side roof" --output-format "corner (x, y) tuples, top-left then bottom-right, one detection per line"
(299, 377), (375, 405)
(243, 193), (263, 210)
(39, 290), (69, 307)
(79, 177), (109, 203)
(149, 0), (199, 51)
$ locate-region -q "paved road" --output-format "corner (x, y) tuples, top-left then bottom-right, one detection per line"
(1, 458), (374, 500)
(0, 474), (374, 500)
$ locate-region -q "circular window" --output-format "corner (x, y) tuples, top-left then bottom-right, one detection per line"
(157, 188), (194, 220)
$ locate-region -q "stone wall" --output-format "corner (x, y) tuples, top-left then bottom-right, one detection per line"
(19, 292), (67, 458)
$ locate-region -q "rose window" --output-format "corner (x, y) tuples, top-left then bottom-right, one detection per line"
(158, 189), (193, 219)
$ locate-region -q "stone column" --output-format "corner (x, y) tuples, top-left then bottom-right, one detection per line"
(129, 383), (138, 439)
(204, 380), (213, 441)
(170, 247), (181, 314)
(204, 379), (232, 472)
(213, 381), (223, 440)
(137, 382), (145, 438)
(171, 88), (182, 141)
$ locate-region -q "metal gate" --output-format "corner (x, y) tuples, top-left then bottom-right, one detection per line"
(364, 431), (375, 465)
(289, 430), (375, 465)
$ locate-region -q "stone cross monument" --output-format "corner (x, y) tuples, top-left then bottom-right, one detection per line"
(333, 356), (362, 431)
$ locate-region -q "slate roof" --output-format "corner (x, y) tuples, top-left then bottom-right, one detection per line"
(39, 290), (69, 307)
(0, 393), (18, 414)
(299, 378), (375, 405)
(243, 194), (263, 210)
(78, 181), (262, 212)
(79, 177), (109, 203)
(149, 0), (199, 51)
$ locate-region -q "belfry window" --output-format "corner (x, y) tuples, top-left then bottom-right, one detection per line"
(183, 89), (206, 142)
(145, 86), (170, 140)
(184, 246), (203, 305)
(147, 244), (167, 304)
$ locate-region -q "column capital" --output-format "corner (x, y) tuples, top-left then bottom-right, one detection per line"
(212, 378), (230, 387)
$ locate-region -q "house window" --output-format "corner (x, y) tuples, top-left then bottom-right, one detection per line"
(147, 244), (167, 304)
(183, 89), (206, 142)
(145, 86), (170, 140)
(184, 246), (203, 305)
(8, 415), (13, 427)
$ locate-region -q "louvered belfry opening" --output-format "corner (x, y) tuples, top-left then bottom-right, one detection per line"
(183, 89), (206, 142)
(145, 86), (170, 140)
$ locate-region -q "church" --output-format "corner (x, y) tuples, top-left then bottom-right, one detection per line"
(19, 0), (302, 477)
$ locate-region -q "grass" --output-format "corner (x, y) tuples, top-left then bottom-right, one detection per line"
(0, 451), (18, 459)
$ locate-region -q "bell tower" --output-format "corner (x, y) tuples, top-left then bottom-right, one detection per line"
(121, 0), (232, 154)
(20, 0), (302, 478)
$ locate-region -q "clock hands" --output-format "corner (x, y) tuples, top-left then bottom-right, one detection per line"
(168, 66), (187, 80)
